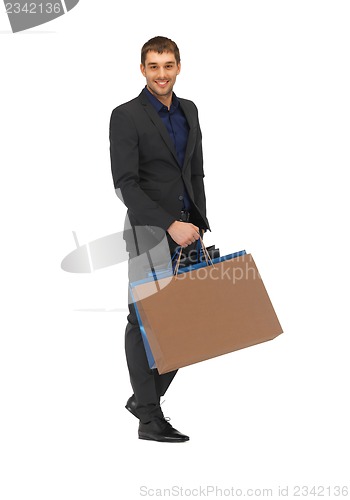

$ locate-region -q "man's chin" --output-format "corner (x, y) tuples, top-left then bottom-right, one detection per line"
(148, 85), (173, 97)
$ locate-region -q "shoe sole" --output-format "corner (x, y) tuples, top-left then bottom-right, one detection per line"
(138, 433), (189, 443)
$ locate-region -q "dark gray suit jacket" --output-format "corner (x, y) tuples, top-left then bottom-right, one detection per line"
(109, 90), (210, 252)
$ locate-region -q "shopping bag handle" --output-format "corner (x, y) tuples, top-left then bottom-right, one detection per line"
(198, 232), (213, 267)
(173, 231), (215, 279)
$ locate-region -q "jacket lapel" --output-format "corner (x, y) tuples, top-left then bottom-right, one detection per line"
(139, 91), (179, 166)
(178, 98), (197, 172)
(138, 91), (197, 171)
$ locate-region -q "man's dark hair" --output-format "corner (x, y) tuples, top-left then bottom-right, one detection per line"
(141, 36), (181, 66)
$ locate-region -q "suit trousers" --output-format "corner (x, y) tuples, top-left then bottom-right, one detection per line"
(125, 231), (198, 423)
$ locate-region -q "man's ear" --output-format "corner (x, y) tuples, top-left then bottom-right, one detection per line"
(140, 64), (146, 77)
(177, 63), (181, 75)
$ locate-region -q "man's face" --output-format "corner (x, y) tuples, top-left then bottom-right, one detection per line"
(140, 50), (181, 101)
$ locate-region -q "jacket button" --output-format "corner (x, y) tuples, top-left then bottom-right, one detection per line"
(178, 195), (184, 200)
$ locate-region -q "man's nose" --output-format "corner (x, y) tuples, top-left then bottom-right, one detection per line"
(158, 67), (166, 78)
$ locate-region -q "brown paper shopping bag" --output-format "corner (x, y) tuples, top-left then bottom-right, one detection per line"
(132, 252), (283, 374)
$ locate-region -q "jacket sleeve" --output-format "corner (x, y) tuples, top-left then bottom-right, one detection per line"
(109, 106), (176, 232)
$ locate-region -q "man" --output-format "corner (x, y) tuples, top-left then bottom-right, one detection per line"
(109, 36), (210, 442)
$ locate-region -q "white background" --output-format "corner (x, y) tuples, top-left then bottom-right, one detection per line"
(1, 1), (349, 499)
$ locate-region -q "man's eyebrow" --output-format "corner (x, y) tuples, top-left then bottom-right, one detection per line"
(147, 61), (175, 66)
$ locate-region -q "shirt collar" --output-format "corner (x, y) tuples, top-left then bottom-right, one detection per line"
(143, 86), (179, 112)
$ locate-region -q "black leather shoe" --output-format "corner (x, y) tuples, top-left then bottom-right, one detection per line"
(138, 417), (190, 443)
(125, 394), (138, 419)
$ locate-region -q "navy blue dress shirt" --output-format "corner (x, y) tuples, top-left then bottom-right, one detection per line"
(143, 86), (191, 210)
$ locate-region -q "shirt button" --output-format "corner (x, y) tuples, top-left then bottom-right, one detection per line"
(179, 195), (184, 201)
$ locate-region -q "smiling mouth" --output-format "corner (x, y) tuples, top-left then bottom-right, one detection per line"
(155, 80), (169, 87)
